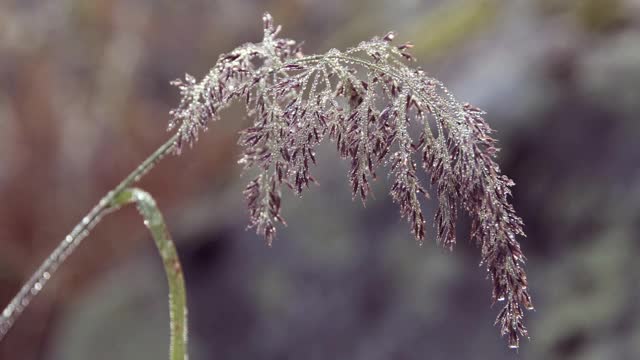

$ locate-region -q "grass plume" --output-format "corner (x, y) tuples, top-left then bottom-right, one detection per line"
(170, 13), (533, 348)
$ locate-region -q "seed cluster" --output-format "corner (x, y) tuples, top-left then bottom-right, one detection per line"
(169, 13), (532, 348)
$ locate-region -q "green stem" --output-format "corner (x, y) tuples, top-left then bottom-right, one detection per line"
(111, 188), (188, 360)
(0, 132), (179, 341)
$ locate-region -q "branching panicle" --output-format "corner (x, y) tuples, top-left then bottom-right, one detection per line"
(170, 13), (533, 348)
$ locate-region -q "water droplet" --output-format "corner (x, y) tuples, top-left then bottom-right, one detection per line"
(30, 284), (41, 295)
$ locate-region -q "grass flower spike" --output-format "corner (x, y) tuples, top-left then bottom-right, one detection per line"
(169, 13), (533, 348)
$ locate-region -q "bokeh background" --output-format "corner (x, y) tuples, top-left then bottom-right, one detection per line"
(1, 0), (639, 359)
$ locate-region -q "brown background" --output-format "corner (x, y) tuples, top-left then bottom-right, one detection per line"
(1, 0), (639, 359)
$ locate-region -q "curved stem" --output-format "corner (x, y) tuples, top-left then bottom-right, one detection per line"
(111, 188), (188, 360)
(0, 132), (179, 341)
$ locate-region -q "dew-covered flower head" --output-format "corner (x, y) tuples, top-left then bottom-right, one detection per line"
(169, 13), (533, 349)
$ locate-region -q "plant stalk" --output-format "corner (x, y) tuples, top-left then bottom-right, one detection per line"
(111, 188), (188, 360)
(0, 132), (179, 342)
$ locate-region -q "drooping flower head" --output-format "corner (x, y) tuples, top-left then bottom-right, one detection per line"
(170, 13), (533, 348)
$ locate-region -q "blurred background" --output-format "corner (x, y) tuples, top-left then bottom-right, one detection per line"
(1, 0), (639, 359)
